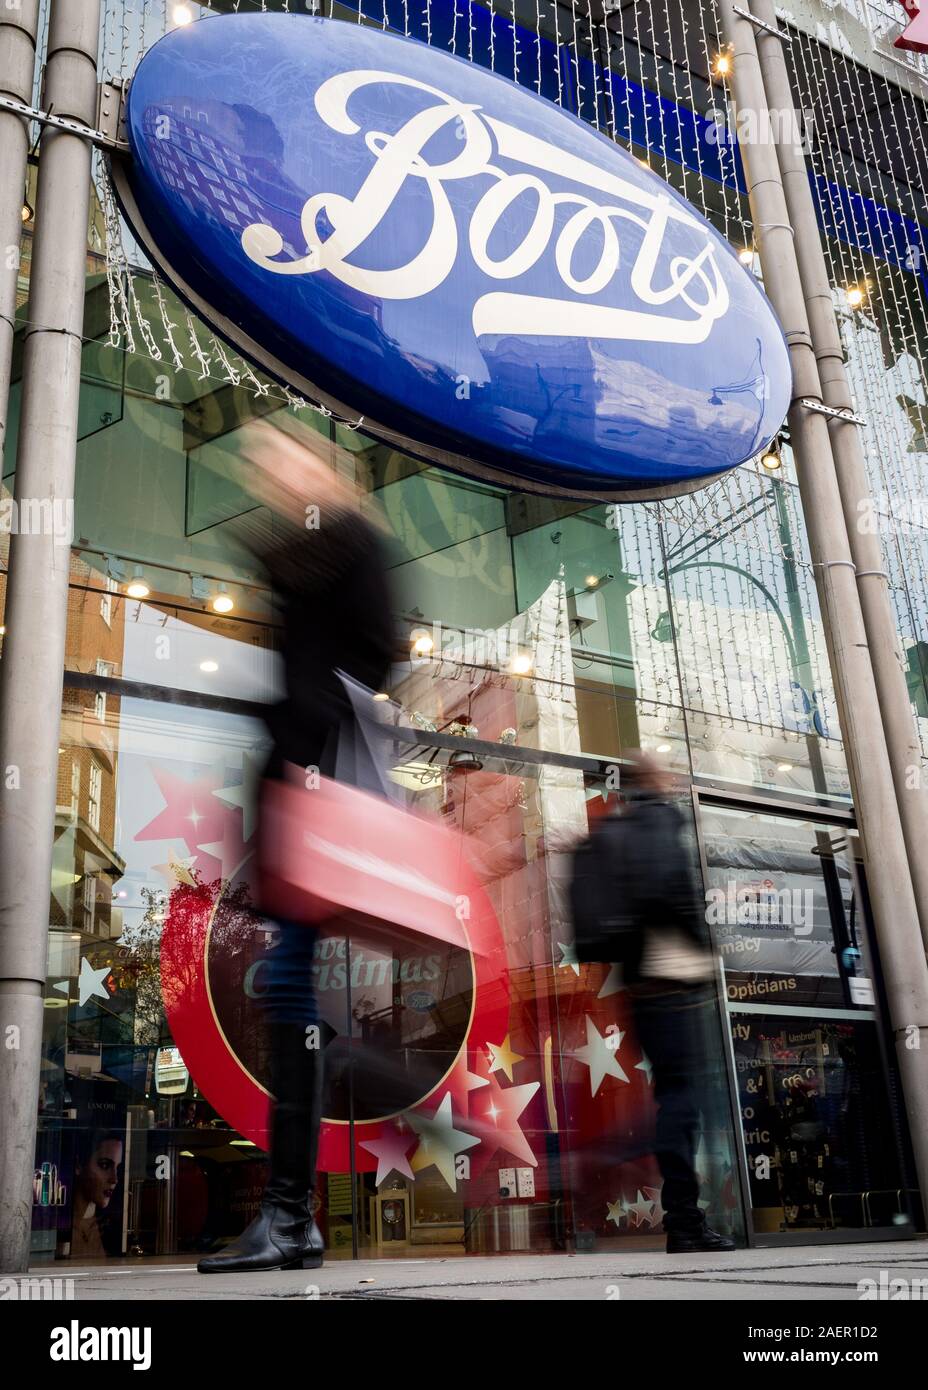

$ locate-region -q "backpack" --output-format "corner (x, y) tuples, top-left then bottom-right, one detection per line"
(568, 813), (644, 968)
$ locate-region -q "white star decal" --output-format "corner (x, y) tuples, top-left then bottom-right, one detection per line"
(626, 1189), (658, 1229)
(606, 1196), (627, 1228)
(152, 851), (198, 887)
(635, 1054), (654, 1085)
(77, 958), (112, 1008)
(597, 963), (625, 998)
(572, 1015), (629, 1095)
(408, 1093), (480, 1191)
(212, 754), (260, 841)
(557, 941), (580, 975)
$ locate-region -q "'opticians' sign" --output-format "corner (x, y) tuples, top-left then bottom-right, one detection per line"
(114, 13), (790, 499)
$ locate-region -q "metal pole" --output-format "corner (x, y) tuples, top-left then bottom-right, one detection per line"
(717, 0), (928, 1210)
(0, 0), (100, 1273)
(750, 0), (928, 954)
(0, 0), (40, 462)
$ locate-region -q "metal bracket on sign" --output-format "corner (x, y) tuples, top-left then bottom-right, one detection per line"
(97, 81), (129, 152)
(732, 5), (793, 40)
(798, 397), (867, 427)
(0, 90), (130, 153)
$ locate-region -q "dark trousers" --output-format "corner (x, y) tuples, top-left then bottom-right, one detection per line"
(257, 922), (323, 1209)
(631, 982), (713, 1232)
(263, 920), (319, 1026)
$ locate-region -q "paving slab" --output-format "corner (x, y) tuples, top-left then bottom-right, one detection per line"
(20, 1239), (923, 1301)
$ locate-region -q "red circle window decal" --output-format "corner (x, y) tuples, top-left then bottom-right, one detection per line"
(160, 828), (509, 1173)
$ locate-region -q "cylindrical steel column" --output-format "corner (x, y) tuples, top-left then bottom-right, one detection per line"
(0, 0), (101, 1273)
(717, 0), (928, 1211)
(0, 0), (40, 461)
(750, 0), (928, 953)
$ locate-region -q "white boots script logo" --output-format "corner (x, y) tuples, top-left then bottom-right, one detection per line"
(241, 70), (730, 347)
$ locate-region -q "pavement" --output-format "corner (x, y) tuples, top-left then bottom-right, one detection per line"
(18, 1238), (928, 1300)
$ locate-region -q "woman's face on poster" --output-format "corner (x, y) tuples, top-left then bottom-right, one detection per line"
(78, 1139), (123, 1209)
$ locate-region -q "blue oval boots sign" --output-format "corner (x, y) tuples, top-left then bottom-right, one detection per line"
(116, 13), (791, 499)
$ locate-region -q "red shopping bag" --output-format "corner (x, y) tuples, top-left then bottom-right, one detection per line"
(258, 766), (489, 955)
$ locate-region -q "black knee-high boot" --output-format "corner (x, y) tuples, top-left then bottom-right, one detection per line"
(198, 1022), (324, 1273)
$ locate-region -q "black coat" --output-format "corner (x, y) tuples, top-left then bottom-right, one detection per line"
(616, 793), (710, 981)
(248, 510), (395, 777)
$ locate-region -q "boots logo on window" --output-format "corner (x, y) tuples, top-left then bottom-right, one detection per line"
(116, 13), (790, 499)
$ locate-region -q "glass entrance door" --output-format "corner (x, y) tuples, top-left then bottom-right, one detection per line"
(697, 797), (920, 1240)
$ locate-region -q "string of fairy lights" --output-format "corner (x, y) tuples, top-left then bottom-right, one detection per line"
(54, 0), (926, 764)
(785, 19), (928, 756)
(573, 0), (829, 738)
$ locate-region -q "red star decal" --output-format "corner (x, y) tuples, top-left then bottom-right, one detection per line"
(195, 805), (253, 882)
(465, 1049), (539, 1171)
(135, 768), (228, 879)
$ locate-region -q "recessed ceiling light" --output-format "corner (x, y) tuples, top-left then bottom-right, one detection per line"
(126, 565), (150, 600)
(211, 584), (234, 614)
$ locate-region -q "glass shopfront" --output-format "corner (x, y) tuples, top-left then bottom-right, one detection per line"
(33, 681), (741, 1262)
(698, 798), (921, 1238)
(20, 647), (919, 1262)
(5, 0), (927, 1264)
(10, 224), (922, 1269)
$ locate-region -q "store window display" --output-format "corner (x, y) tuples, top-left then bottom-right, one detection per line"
(70, 1130), (125, 1260)
(9, 250), (914, 1260)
